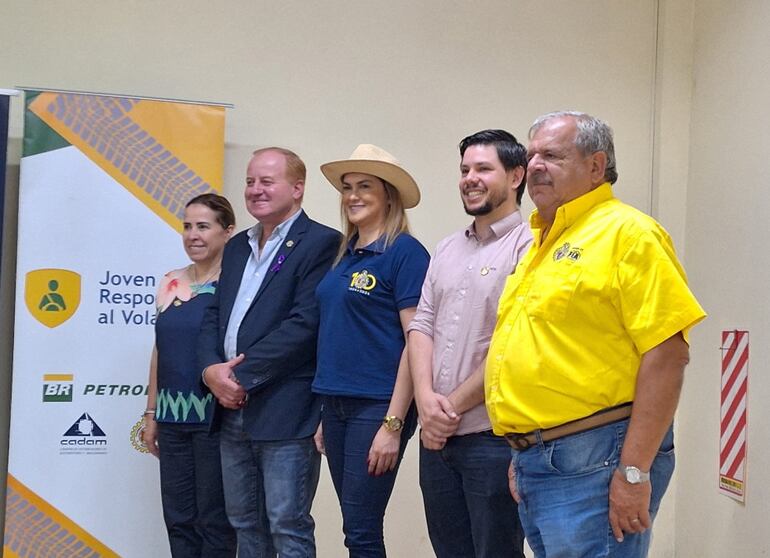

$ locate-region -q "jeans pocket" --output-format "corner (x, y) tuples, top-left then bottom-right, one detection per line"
(546, 424), (622, 476)
(648, 427), (676, 516)
(657, 426), (675, 456)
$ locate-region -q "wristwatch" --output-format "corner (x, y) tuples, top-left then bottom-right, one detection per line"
(618, 464), (650, 484)
(382, 416), (404, 432)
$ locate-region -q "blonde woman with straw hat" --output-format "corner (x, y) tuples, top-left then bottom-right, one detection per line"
(312, 144), (430, 557)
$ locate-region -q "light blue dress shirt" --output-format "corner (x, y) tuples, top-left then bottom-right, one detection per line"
(223, 209), (303, 360)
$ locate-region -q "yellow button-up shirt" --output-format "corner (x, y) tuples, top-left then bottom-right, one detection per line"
(485, 183), (706, 434)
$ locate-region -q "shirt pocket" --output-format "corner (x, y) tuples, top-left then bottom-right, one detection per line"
(526, 264), (582, 323)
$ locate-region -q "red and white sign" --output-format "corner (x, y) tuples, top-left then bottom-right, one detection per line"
(719, 330), (748, 501)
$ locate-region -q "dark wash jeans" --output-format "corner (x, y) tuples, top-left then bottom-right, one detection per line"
(419, 430), (525, 558)
(514, 419), (675, 558)
(157, 422), (236, 558)
(321, 395), (417, 558)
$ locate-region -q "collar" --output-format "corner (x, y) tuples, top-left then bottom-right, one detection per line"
(465, 210), (524, 241)
(247, 208), (303, 244)
(347, 234), (388, 255)
(530, 182), (614, 235)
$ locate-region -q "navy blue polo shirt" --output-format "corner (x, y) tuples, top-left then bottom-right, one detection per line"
(313, 233), (430, 400)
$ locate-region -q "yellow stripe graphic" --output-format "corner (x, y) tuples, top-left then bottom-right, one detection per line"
(28, 92), (224, 232)
(43, 374), (73, 381)
(4, 474), (119, 557)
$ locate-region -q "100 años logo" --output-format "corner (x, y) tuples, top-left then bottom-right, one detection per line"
(349, 270), (377, 295)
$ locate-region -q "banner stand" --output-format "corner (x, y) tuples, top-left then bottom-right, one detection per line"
(4, 88), (227, 557)
(0, 89), (20, 279)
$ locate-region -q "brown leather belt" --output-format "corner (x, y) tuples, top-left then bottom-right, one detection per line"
(504, 402), (633, 451)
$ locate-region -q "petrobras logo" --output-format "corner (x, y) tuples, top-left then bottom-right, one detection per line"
(82, 384), (148, 397)
(42, 374), (74, 402)
(41, 375), (149, 401)
(59, 412), (108, 455)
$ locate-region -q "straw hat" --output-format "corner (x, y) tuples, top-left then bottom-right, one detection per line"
(320, 144), (421, 209)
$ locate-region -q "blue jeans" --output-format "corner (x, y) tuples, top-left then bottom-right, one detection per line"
(321, 396), (416, 558)
(419, 430), (525, 558)
(157, 423), (236, 558)
(219, 410), (321, 558)
(513, 419), (675, 558)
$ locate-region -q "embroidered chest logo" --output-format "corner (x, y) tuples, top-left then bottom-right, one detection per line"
(553, 242), (583, 262)
(349, 270), (377, 295)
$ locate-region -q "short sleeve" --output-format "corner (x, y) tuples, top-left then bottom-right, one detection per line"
(391, 235), (430, 311)
(614, 228), (706, 354)
(408, 252), (438, 336)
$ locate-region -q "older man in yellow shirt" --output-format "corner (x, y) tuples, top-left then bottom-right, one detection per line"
(486, 111), (705, 558)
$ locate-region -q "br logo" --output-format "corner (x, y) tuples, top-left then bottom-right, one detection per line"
(43, 374), (74, 402)
(25, 269), (81, 328)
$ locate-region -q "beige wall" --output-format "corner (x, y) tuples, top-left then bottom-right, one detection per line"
(674, 0), (770, 556)
(0, 1), (717, 556)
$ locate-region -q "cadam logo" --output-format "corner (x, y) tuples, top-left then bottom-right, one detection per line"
(60, 412), (108, 455)
(25, 268), (81, 328)
(42, 374), (74, 402)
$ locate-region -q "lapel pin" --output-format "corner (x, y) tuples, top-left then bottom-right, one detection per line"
(270, 254), (286, 273)
(286, 240), (294, 248)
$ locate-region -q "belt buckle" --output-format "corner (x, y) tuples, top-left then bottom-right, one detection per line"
(506, 432), (533, 450)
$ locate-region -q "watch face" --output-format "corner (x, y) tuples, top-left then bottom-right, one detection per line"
(383, 417), (403, 432)
(626, 468), (641, 483)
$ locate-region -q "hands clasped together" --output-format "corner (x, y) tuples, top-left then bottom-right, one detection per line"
(416, 391), (460, 450)
(204, 354), (247, 410)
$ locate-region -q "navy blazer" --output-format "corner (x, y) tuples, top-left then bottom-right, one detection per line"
(198, 210), (341, 440)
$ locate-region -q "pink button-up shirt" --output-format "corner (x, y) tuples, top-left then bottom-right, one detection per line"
(409, 211), (532, 435)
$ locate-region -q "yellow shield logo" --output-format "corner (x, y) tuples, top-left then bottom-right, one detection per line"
(25, 269), (81, 328)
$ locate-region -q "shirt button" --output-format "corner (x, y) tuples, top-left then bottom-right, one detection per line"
(496, 355), (503, 361)
(460, 289), (466, 295)
(467, 265), (473, 270)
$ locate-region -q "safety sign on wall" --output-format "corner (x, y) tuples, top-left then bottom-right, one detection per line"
(719, 330), (748, 502)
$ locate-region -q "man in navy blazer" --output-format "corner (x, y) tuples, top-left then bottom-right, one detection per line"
(198, 147), (340, 558)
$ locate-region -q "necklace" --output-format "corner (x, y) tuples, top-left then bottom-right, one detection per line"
(189, 264), (220, 297)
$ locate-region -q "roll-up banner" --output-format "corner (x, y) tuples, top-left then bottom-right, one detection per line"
(4, 89), (227, 557)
